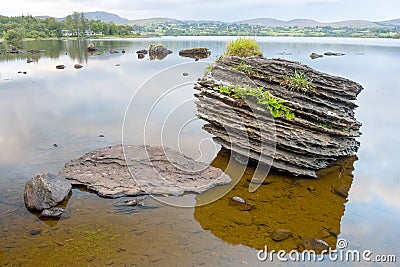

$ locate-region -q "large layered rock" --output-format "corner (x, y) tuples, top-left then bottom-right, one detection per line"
(194, 56), (363, 177)
(24, 173), (71, 211)
(60, 145), (231, 198)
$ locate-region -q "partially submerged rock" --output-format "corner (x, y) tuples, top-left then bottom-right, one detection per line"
(24, 173), (71, 211)
(148, 44), (172, 60)
(56, 64), (66, 69)
(40, 207), (64, 218)
(195, 56), (363, 177)
(179, 48), (211, 59)
(310, 52), (323, 59)
(324, 52), (345, 56)
(87, 43), (97, 52)
(60, 145), (231, 198)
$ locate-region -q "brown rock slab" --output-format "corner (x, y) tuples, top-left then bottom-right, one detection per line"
(60, 145), (231, 198)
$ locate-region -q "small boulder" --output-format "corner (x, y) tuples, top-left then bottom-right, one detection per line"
(30, 229), (42, 235)
(74, 64), (83, 69)
(246, 177), (271, 185)
(328, 227), (340, 237)
(24, 173), (71, 211)
(136, 49), (148, 54)
(298, 238), (330, 253)
(87, 43), (97, 52)
(310, 53), (323, 59)
(27, 59), (34, 63)
(229, 196), (254, 211)
(332, 186), (349, 199)
(324, 52), (345, 56)
(179, 47), (211, 59)
(148, 44), (172, 60)
(271, 229), (292, 241)
(40, 207), (64, 218)
(56, 65), (66, 70)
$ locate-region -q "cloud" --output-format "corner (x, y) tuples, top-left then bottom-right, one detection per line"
(1, 0), (400, 21)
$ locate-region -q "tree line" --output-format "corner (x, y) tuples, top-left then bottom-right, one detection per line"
(0, 12), (135, 45)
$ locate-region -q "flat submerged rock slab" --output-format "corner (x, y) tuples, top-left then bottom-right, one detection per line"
(60, 145), (231, 198)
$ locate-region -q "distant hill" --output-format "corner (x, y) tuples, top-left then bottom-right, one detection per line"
(378, 18), (400, 27)
(129, 17), (179, 26)
(32, 11), (400, 29)
(236, 18), (383, 28)
(83, 11), (130, 23)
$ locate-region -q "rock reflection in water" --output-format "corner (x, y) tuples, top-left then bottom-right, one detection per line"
(194, 148), (356, 252)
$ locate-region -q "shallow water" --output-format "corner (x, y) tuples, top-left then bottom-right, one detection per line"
(1, 37), (400, 266)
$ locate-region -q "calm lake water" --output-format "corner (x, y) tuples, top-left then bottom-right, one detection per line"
(1, 36), (400, 266)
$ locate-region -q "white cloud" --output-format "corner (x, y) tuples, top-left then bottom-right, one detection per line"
(1, 0), (399, 21)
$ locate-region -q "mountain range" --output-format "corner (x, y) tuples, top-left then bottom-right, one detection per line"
(42, 11), (400, 28)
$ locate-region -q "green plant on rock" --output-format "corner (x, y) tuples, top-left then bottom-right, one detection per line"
(224, 37), (263, 58)
(281, 70), (314, 93)
(204, 63), (215, 75)
(233, 61), (254, 75)
(212, 84), (295, 119)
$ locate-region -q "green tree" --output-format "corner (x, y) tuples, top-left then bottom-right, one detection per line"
(4, 28), (25, 45)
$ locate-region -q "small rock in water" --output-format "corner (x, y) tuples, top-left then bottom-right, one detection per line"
(56, 65), (66, 69)
(124, 198), (143, 207)
(328, 227), (340, 237)
(17, 71), (22, 73)
(22, 71), (27, 74)
(324, 52), (345, 56)
(27, 59), (34, 63)
(231, 196), (245, 203)
(53, 144), (58, 147)
(332, 186), (349, 198)
(24, 173), (71, 211)
(310, 53), (323, 59)
(298, 238), (330, 253)
(98, 134), (104, 138)
(115, 64), (120, 67)
(229, 196), (254, 211)
(183, 72), (189, 76)
(271, 229), (292, 241)
(246, 177), (271, 185)
(74, 64), (83, 69)
(307, 185), (316, 192)
(30, 229), (42, 235)
(40, 207), (64, 218)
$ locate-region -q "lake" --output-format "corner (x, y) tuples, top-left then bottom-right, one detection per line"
(0, 36), (399, 266)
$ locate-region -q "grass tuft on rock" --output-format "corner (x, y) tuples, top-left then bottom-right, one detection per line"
(224, 38), (263, 58)
(280, 70), (314, 93)
(213, 84), (295, 119)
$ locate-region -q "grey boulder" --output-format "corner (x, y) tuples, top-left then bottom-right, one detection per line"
(24, 173), (71, 211)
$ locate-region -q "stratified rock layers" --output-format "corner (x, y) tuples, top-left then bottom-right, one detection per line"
(195, 56), (363, 177)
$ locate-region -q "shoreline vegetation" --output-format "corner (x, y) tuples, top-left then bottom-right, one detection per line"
(1, 12), (400, 45)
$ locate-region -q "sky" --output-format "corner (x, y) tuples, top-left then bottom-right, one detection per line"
(2, 0), (400, 22)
